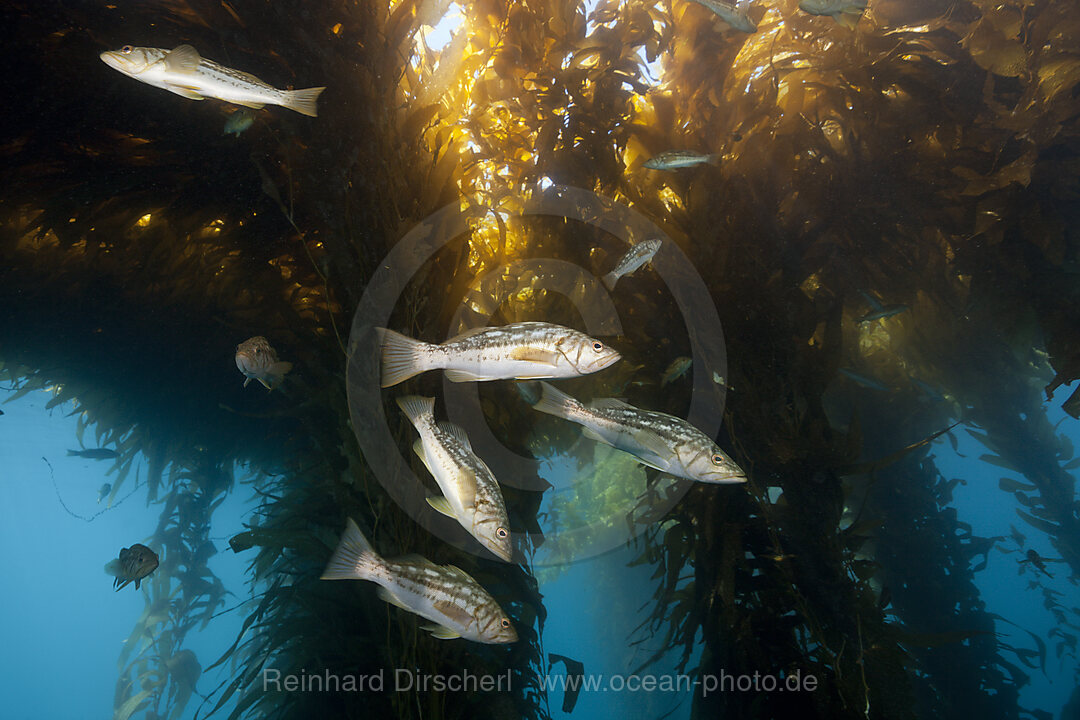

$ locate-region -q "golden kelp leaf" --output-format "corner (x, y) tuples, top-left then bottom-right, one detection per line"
(962, 17), (1027, 77)
(954, 148), (1036, 196)
(1037, 56), (1080, 101)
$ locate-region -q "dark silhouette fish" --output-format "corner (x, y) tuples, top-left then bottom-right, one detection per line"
(105, 543), (159, 591)
(67, 448), (119, 460)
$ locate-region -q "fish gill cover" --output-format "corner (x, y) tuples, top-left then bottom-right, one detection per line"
(0, 0), (1079, 719)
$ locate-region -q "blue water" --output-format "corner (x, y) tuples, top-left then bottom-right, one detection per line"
(2, 383), (1077, 718)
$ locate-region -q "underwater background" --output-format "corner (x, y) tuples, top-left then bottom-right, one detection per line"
(2, 0), (1080, 718)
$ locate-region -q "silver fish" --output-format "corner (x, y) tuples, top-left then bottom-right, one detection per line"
(235, 336), (292, 390)
(377, 322), (621, 387)
(661, 356), (693, 387)
(838, 367), (890, 392)
(397, 396), (512, 562)
(321, 518), (518, 644)
(602, 238), (663, 290)
(643, 150), (719, 170)
(798, 0), (868, 28)
(531, 382), (746, 483)
(224, 108), (256, 136)
(859, 304), (908, 323)
(688, 0), (757, 33)
(100, 45), (325, 117)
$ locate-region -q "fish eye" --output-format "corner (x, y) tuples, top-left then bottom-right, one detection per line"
(711, 453), (724, 465)
(496, 527), (508, 539)
(592, 341), (604, 353)
(121, 45), (133, 54)
(500, 618), (511, 629)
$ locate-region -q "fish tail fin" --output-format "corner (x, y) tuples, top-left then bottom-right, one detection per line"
(531, 381), (585, 420)
(396, 395), (435, 427)
(67, 449), (79, 456)
(282, 86), (326, 117)
(378, 328), (432, 387)
(601, 272), (618, 291)
(707, 153), (721, 165)
(321, 518), (381, 581)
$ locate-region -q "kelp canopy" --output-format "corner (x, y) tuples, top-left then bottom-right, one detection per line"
(2, 0), (1079, 718)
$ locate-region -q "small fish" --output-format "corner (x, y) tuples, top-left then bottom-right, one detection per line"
(798, 0), (868, 29)
(97, 483), (112, 504)
(643, 150), (719, 170)
(377, 322), (621, 387)
(712, 371), (735, 391)
(602, 238), (663, 290)
(1018, 549), (1054, 579)
(397, 396), (512, 562)
(912, 378), (945, 401)
(321, 518), (518, 643)
(100, 44), (325, 117)
(104, 543), (159, 591)
(661, 356), (693, 387)
(67, 448), (119, 460)
(688, 0), (757, 33)
(531, 382), (746, 483)
(235, 336), (293, 390)
(0, 408), (4, 415)
(224, 108), (256, 136)
(859, 305), (908, 323)
(838, 368), (890, 392)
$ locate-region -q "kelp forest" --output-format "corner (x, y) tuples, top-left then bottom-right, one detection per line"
(1, 0), (1079, 718)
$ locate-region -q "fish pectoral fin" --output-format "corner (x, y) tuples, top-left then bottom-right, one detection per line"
(444, 368), (489, 382)
(164, 83), (206, 100)
(164, 44), (202, 73)
(834, 10), (862, 28)
(421, 624), (461, 640)
(510, 346), (560, 366)
(631, 429), (672, 461)
(426, 496), (457, 518)
(443, 564), (473, 581)
(633, 454), (668, 472)
(376, 586), (410, 610)
(257, 377), (273, 390)
(437, 421), (472, 450)
(581, 427), (614, 446)
(242, 377), (252, 388)
(232, 101), (266, 110)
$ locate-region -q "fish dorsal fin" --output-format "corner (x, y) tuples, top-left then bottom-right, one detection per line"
(443, 564), (473, 582)
(590, 397), (634, 411)
(421, 623), (461, 640)
(510, 346), (560, 366)
(426, 495), (457, 518)
(412, 439), (433, 474)
(446, 325), (492, 341)
(376, 586), (410, 610)
(164, 45), (202, 73)
(393, 553), (436, 567)
(437, 422), (472, 450)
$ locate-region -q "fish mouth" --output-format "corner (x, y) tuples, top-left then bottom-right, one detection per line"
(235, 352), (255, 372)
(100, 51), (140, 74)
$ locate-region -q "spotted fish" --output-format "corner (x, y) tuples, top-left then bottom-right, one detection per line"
(321, 519), (518, 643)
(602, 238), (663, 290)
(235, 336), (292, 390)
(397, 396), (513, 562)
(531, 382), (746, 483)
(377, 322), (621, 387)
(100, 45), (325, 116)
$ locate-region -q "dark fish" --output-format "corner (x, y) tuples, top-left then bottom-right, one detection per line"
(67, 448), (119, 460)
(97, 483), (112, 504)
(0, 408), (4, 415)
(549, 654), (586, 712)
(104, 543), (160, 591)
(859, 304), (909, 323)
